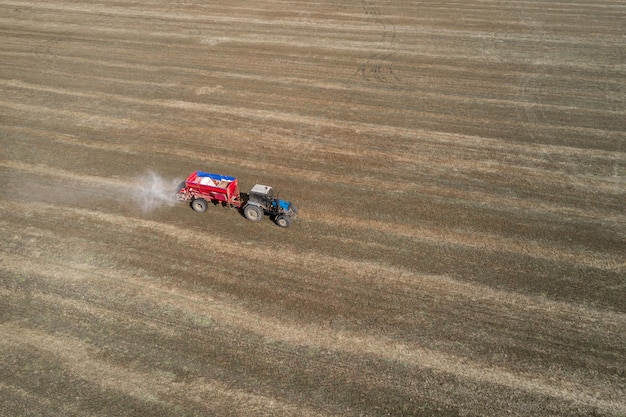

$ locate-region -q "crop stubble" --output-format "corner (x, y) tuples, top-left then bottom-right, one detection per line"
(1, 0), (624, 416)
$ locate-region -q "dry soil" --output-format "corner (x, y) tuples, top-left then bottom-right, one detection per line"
(1, 1), (625, 416)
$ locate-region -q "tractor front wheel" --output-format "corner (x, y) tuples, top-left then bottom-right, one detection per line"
(244, 205), (263, 222)
(191, 198), (208, 213)
(275, 214), (291, 228)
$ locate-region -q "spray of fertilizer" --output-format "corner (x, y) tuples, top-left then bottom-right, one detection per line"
(132, 171), (183, 213)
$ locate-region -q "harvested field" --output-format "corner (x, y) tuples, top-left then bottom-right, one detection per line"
(1, 0), (625, 416)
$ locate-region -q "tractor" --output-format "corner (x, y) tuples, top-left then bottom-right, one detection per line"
(243, 184), (298, 228)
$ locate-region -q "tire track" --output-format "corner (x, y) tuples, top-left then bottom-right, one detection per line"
(356, 0), (399, 82)
(509, 1), (552, 141)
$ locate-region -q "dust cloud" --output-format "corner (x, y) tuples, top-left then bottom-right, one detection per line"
(131, 171), (183, 213)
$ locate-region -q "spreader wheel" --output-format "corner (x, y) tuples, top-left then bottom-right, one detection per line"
(244, 204), (263, 222)
(191, 198), (208, 213)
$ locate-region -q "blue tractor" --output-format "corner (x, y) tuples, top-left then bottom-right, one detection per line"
(243, 184), (298, 228)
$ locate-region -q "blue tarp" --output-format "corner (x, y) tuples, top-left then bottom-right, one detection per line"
(196, 171), (236, 182)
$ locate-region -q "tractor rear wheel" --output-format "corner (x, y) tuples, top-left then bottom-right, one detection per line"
(275, 214), (291, 228)
(191, 198), (208, 213)
(244, 204), (263, 222)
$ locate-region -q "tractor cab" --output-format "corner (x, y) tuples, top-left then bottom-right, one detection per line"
(248, 184), (274, 207)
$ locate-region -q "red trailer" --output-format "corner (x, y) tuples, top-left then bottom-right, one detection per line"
(177, 171), (242, 212)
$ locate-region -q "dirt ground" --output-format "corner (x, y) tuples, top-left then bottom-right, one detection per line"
(1, 1), (625, 416)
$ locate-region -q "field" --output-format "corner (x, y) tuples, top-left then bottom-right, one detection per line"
(1, 0), (625, 416)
